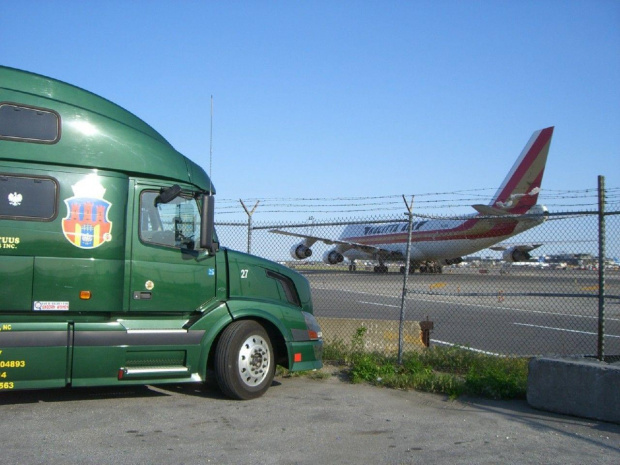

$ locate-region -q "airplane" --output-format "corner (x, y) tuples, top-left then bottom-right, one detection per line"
(271, 126), (555, 274)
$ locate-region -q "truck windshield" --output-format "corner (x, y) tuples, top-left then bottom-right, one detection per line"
(140, 191), (202, 249)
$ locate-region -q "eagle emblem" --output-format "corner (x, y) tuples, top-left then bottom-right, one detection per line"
(8, 192), (23, 207)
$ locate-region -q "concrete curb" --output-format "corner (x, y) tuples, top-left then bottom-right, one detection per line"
(527, 356), (620, 424)
(316, 317), (425, 352)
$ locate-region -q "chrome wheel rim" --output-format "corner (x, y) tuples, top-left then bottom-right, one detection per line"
(238, 334), (271, 387)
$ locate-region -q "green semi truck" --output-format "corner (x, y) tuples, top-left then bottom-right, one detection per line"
(0, 66), (322, 400)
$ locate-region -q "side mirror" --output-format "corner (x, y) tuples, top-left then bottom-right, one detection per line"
(155, 184), (182, 205)
(200, 194), (218, 253)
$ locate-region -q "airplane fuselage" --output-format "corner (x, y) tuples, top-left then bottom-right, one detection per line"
(339, 206), (547, 265)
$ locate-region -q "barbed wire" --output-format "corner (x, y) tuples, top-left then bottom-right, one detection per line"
(214, 187), (619, 216)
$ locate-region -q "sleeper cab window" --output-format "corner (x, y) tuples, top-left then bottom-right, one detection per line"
(0, 174), (58, 220)
(0, 103), (61, 143)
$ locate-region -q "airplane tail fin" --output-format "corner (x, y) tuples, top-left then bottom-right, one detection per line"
(484, 127), (554, 215)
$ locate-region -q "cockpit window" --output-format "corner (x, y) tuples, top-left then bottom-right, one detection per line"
(139, 190), (201, 249)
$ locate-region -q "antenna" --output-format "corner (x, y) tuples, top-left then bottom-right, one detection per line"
(209, 95), (213, 194)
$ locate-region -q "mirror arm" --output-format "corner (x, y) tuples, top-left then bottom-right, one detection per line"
(155, 184), (182, 205)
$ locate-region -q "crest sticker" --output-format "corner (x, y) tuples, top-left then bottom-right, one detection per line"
(62, 174), (113, 249)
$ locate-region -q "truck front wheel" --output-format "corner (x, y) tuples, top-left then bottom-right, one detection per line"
(214, 320), (275, 400)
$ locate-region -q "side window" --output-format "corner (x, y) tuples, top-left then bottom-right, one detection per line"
(139, 191), (201, 249)
(0, 103), (60, 144)
(0, 174), (58, 220)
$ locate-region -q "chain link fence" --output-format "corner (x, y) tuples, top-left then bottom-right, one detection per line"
(216, 201), (619, 360)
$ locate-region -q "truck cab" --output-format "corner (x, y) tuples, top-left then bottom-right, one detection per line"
(0, 66), (322, 399)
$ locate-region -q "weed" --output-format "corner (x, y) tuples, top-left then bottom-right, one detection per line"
(350, 326), (368, 357)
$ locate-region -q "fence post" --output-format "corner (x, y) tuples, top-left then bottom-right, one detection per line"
(240, 200), (259, 254)
(398, 195), (415, 364)
(597, 175), (606, 361)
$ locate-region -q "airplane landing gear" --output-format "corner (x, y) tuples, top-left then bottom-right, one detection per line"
(373, 258), (389, 273)
(419, 262), (443, 274)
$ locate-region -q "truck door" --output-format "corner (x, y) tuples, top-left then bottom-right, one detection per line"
(129, 186), (217, 312)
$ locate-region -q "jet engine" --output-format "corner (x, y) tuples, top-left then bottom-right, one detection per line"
(323, 249), (344, 265)
(502, 248), (531, 262)
(441, 257), (463, 266)
(290, 242), (312, 260)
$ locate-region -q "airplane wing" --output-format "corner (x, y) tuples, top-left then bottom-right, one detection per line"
(489, 243), (542, 252)
(472, 205), (516, 216)
(270, 229), (403, 259)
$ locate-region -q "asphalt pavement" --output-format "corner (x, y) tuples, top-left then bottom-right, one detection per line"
(0, 368), (618, 464)
(306, 269), (620, 356)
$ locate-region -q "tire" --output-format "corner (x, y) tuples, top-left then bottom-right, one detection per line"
(214, 320), (275, 400)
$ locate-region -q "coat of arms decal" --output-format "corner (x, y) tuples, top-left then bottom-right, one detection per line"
(62, 174), (113, 249)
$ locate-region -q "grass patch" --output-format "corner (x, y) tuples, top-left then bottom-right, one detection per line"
(346, 347), (528, 399)
(276, 365), (331, 380)
(322, 327), (528, 400)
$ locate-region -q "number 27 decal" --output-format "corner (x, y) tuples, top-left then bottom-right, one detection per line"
(241, 269), (249, 279)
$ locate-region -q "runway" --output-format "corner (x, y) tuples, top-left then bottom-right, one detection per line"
(300, 268), (620, 357)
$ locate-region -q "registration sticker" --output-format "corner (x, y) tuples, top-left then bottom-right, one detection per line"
(33, 301), (70, 311)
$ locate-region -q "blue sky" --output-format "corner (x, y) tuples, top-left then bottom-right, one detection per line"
(2, 1), (619, 221)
